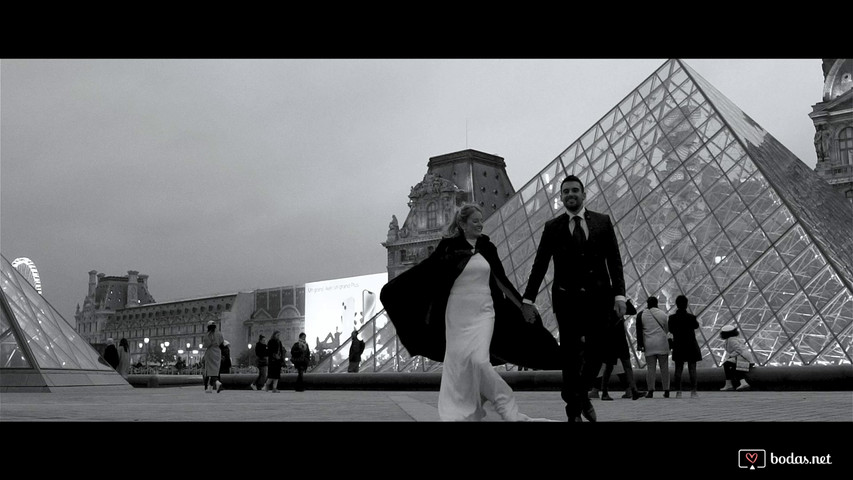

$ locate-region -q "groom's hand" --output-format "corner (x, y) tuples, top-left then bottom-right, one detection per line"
(521, 304), (538, 324)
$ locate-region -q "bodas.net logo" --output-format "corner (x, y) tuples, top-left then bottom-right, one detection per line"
(739, 449), (766, 469)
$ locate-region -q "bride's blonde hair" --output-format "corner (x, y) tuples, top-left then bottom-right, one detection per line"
(443, 203), (483, 238)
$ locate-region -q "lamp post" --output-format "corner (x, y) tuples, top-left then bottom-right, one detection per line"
(143, 337), (150, 367)
(362, 289), (375, 372)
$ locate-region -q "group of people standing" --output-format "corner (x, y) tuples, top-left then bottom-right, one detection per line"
(250, 330), (311, 392)
(382, 174), (756, 422)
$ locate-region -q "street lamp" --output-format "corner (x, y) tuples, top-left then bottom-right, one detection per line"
(362, 289), (375, 372)
(143, 337), (150, 366)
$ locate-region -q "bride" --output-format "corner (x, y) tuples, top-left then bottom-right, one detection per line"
(382, 204), (560, 421)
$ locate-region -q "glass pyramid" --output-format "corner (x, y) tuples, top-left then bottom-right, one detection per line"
(0, 253), (130, 391)
(479, 59), (853, 368)
(316, 59), (852, 373)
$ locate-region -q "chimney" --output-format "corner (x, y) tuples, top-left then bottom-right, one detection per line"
(126, 270), (139, 307)
(88, 270), (98, 297)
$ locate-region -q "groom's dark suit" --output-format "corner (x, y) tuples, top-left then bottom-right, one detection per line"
(523, 208), (625, 419)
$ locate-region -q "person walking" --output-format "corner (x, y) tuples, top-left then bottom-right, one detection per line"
(104, 338), (120, 370)
(636, 296), (671, 398)
(599, 301), (643, 401)
(117, 338), (131, 380)
(218, 340), (232, 391)
(291, 332), (310, 392)
(347, 330), (365, 373)
(720, 325), (755, 391)
(250, 334), (268, 391)
(262, 331), (284, 392)
(520, 175), (628, 422)
(202, 321), (225, 393)
(668, 295), (702, 398)
(381, 203), (560, 421)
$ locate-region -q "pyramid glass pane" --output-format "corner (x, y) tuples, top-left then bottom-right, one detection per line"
(1, 304), (32, 368)
(475, 59), (853, 368)
(1, 254), (113, 371)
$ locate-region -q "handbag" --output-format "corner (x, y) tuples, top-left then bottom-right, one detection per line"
(735, 356), (751, 372)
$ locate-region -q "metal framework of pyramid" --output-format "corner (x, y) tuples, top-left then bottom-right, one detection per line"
(0, 254), (131, 391)
(320, 59), (853, 373)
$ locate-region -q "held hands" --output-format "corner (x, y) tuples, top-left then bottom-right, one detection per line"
(614, 299), (627, 317)
(521, 303), (538, 324)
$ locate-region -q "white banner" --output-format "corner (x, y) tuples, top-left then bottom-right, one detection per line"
(304, 272), (387, 353)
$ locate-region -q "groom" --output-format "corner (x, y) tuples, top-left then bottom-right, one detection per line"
(521, 175), (626, 422)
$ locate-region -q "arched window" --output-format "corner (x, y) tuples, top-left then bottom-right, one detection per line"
(838, 127), (853, 165)
(427, 202), (438, 229)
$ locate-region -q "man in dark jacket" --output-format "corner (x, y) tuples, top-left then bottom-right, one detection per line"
(347, 330), (365, 372)
(521, 175), (627, 422)
(291, 332), (311, 392)
(219, 340), (232, 376)
(250, 334), (268, 391)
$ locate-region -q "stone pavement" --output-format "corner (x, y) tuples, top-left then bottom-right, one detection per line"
(0, 386), (850, 422)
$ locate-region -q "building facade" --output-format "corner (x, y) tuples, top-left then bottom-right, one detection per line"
(810, 58), (853, 206)
(99, 292), (254, 366)
(245, 284), (306, 360)
(75, 270), (156, 345)
(383, 149), (516, 280)
(75, 269), (308, 366)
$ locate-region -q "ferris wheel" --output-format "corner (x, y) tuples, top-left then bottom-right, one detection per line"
(12, 257), (42, 294)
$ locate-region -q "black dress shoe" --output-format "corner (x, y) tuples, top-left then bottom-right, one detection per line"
(568, 415), (583, 422)
(632, 389), (644, 400)
(581, 401), (597, 422)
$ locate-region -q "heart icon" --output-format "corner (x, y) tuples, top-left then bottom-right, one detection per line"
(745, 453), (758, 464)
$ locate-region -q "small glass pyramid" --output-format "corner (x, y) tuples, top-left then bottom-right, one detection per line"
(1, 254), (130, 391)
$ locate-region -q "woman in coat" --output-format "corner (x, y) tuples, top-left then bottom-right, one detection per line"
(381, 204), (560, 421)
(668, 295), (702, 398)
(117, 338), (131, 379)
(202, 321), (225, 393)
(636, 296), (671, 398)
(263, 331), (284, 392)
(720, 325), (755, 391)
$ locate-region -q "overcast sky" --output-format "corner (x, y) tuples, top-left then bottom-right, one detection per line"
(0, 58), (824, 323)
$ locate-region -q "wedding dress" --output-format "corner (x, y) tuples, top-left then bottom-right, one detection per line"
(437, 252), (538, 421)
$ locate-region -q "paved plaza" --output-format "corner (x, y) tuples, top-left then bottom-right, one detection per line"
(1, 386), (849, 422)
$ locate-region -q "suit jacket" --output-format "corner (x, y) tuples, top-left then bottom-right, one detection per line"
(381, 233), (560, 370)
(523, 210), (625, 318)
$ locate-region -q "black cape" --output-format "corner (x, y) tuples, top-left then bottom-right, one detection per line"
(380, 234), (560, 370)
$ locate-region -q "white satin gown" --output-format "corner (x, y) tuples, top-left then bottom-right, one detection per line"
(438, 252), (537, 421)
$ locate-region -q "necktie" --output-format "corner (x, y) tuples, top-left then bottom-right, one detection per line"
(572, 216), (586, 247)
